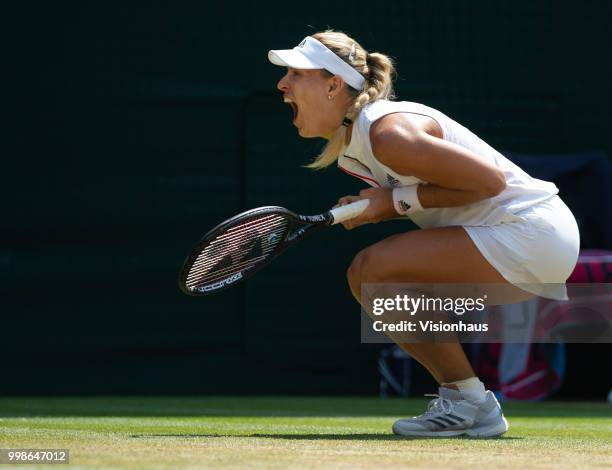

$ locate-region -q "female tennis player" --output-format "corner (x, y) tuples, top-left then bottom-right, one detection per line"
(268, 31), (579, 438)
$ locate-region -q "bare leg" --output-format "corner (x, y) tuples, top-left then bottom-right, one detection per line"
(398, 343), (474, 385)
(348, 226), (531, 385)
(383, 341), (475, 388)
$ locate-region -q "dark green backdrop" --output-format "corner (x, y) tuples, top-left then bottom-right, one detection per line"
(3, 1), (610, 394)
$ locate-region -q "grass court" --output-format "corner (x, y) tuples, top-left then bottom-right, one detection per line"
(1, 397), (610, 469)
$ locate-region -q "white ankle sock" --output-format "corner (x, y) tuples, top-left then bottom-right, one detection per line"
(442, 377), (486, 404)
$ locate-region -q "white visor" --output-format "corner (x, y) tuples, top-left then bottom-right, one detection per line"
(268, 36), (365, 91)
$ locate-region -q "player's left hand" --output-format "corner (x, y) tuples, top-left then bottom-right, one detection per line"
(334, 187), (397, 230)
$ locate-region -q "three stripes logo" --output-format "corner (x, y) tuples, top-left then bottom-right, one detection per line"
(399, 200), (412, 212)
(426, 413), (465, 429)
(386, 173), (401, 187)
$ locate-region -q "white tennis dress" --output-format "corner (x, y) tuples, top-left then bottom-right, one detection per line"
(338, 100), (580, 299)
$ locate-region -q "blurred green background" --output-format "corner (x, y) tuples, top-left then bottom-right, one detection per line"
(3, 1), (610, 395)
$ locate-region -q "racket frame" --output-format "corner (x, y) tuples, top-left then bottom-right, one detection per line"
(178, 199), (370, 296)
(178, 206), (330, 296)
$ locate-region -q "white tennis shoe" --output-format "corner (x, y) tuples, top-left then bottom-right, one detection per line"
(392, 388), (509, 438)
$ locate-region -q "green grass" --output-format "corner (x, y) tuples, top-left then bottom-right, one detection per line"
(0, 397), (611, 469)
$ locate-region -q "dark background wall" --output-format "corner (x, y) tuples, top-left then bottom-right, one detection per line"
(3, 1), (610, 396)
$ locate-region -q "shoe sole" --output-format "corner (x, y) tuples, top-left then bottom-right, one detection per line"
(393, 416), (509, 438)
(466, 416), (509, 438)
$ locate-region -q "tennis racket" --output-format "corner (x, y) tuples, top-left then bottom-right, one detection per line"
(178, 199), (369, 296)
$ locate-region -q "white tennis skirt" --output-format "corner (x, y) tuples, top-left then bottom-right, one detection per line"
(463, 195), (580, 300)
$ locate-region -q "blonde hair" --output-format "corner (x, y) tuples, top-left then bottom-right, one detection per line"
(306, 30), (396, 169)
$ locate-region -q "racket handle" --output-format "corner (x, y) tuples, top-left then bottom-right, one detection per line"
(329, 199), (370, 225)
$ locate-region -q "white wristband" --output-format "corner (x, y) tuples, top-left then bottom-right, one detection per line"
(392, 185), (423, 215)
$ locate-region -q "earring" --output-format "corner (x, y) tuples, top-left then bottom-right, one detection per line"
(328, 95), (332, 100)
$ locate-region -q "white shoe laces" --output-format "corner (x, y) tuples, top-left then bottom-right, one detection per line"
(418, 394), (455, 418)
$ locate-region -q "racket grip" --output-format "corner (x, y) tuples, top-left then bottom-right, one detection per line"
(329, 199), (370, 225)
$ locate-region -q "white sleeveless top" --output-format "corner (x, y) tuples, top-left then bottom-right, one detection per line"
(337, 100), (559, 228)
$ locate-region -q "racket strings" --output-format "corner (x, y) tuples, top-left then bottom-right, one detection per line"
(186, 214), (288, 289)
(187, 216), (286, 276)
(190, 216), (285, 266)
(190, 253), (269, 286)
(187, 225), (286, 287)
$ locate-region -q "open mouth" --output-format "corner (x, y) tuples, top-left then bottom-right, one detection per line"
(284, 98), (298, 123)
(290, 102), (298, 122)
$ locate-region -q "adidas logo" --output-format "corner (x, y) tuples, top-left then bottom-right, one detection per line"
(386, 174), (401, 187)
(399, 200), (412, 212)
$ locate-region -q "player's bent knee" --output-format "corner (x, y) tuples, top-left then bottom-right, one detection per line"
(346, 260), (361, 297)
(347, 248), (376, 295)
(346, 252), (363, 297)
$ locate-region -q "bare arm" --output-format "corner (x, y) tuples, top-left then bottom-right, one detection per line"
(371, 113), (507, 208)
(336, 113), (507, 230)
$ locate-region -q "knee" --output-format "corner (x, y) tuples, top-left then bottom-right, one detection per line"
(347, 248), (378, 299)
